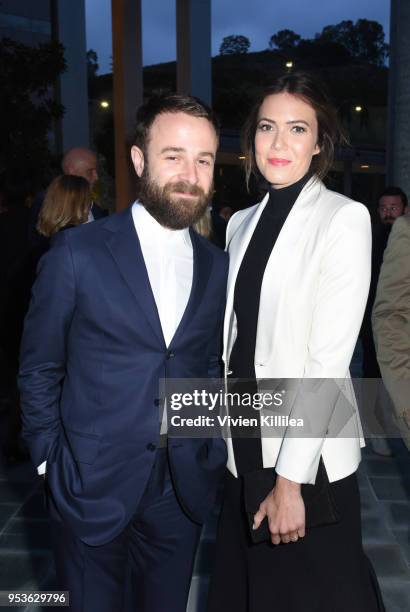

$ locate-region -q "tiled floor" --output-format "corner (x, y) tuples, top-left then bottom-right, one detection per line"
(0, 440), (409, 611)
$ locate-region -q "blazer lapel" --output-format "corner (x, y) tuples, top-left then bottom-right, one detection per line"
(104, 209), (165, 347)
(223, 178), (323, 363)
(255, 178), (324, 360)
(169, 228), (212, 348)
(223, 193), (269, 361)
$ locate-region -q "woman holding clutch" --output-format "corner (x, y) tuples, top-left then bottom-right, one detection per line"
(208, 71), (385, 611)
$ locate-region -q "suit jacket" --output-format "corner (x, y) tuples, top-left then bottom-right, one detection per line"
(223, 177), (371, 484)
(19, 207), (228, 545)
(91, 201), (108, 219)
(372, 214), (410, 448)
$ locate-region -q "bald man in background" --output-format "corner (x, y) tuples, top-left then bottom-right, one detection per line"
(61, 148), (107, 221)
(62, 147), (98, 186)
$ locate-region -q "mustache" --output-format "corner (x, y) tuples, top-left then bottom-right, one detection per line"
(165, 181), (205, 197)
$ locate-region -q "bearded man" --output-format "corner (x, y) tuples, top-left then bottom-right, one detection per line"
(18, 94), (228, 612)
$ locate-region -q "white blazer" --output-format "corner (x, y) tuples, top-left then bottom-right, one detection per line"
(223, 177), (371, 484)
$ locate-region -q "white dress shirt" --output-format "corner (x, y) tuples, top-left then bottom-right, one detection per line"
(37, 201), (193, 474)
(131, 201), (193, 346)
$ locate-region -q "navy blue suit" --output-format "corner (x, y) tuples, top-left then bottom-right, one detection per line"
(19, 207), (228, 611)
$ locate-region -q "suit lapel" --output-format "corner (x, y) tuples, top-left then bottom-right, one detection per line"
(104, 209), (214, 349)
(104, 209), (165, 347)
(169, 228), (212, 348)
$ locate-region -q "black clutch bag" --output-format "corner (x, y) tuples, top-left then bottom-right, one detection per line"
(243, 458), (340, 544)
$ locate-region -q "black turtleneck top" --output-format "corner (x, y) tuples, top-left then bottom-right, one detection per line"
(229, 173), (310, 474)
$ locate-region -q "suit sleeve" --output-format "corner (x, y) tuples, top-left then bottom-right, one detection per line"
(275, 202), (372, 483)
(18, 231), (76, 468)
(372, 217), (410, 418)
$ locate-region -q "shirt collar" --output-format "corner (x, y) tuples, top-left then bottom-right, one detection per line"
(132, 201), (191, 247)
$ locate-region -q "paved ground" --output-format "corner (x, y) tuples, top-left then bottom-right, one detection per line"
(1, 342), (409, 611)
(0, 437), (409, 612)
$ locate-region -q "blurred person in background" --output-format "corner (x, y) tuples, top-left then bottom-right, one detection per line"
(37, 174), (91, 238)
(377, 187), (408, 227)
(211, 203), (233, 249)
(26, 175), (92, 287)
(194, 207), (213, 241)
(361, 186), (408, 456)
(372, 212), (410, 452)
(28, 147), (107, 250)
(61, 147), (107, 221)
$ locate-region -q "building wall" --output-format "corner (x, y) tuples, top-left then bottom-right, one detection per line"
(0, 0), (89, 153)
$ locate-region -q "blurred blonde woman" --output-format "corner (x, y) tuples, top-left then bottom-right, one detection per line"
(37, 175), (91, 237)
(193, 207), (213, 240)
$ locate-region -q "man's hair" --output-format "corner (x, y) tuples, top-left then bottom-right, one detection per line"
(37, 175), (90, 237)
(378, 186), (408, 209)
(132, 92), (220, 153)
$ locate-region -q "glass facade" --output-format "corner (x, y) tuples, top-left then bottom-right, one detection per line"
(0, 13), (51, 36)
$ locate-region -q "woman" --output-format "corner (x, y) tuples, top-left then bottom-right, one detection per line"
(208, 72), (385, 611)
(37, 174), (91, 237)
(193, 206), (213, 241)
(27, 174), (91, 299)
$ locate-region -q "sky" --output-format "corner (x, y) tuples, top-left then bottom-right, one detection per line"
(85, 0), (390, 74)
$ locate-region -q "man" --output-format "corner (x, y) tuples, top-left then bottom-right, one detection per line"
(372, 213), (410, 452)
(360, 186), (407, 454)
(19, 93), (228, 612)
(362, 186), (407, 377)
(377, 186), (408, 226)
(61, 147), (107, 220)
(211, 203), (233, 249)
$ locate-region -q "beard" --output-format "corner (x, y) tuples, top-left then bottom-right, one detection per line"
(137, 169), (213, 230)
(381, 216), (395, 225)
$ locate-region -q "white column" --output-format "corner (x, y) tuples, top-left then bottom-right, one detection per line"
(176, 0), (212, 105)
(54, 0), (89, 150)
(387, 0), (410, 193)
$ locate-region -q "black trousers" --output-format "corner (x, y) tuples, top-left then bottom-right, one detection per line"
(50, 449), (200, 612)
(207, 470), (385, 612)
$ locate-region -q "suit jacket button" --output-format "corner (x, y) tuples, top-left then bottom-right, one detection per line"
(154, 398), (161, 406)
(166, 351), (175, 359)
(146, 443), (156, 451)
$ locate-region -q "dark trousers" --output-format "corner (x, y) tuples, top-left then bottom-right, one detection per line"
(50, 448), (201, 612)
(207, 470), (385, 612)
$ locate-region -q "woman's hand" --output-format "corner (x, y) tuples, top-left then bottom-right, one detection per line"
(253, 475), (306, 545)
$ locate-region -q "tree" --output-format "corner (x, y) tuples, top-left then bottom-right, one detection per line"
(296, 38), (352, 67)
(0, 38), (66, 189)
(219, 35), (250, 55)
(269, 29), (301, 51)
(315, 19), (388, 66)
(87, 48), (99, 80)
